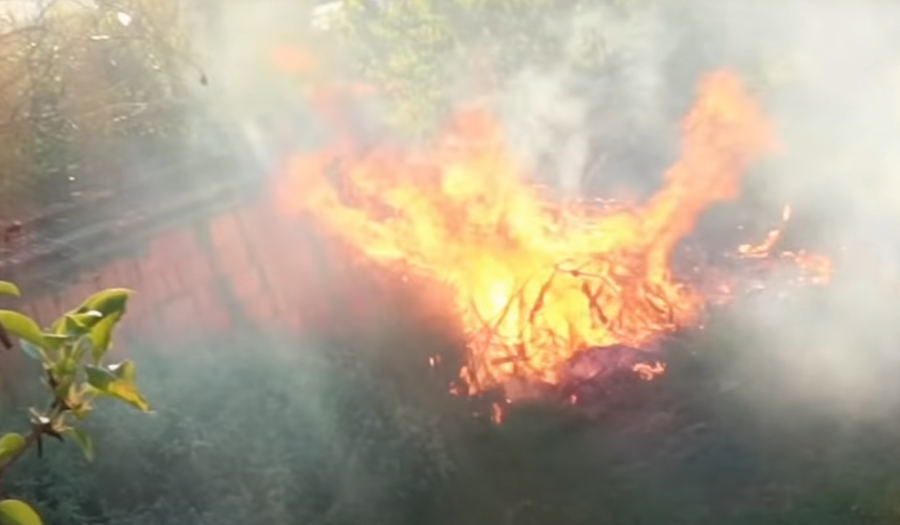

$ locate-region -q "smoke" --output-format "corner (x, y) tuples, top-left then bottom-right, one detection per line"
(712, 2), (900, 419)
(451, 0), (900, 420)
(6, 2), (900, 523)
(17, 1), (886, 521)
(186, 0), (900, 422)
(185, 0), (327, 171)
(495, 1), (677, 198)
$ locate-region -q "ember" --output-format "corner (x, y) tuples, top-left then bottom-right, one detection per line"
(276, 69), (829, 400)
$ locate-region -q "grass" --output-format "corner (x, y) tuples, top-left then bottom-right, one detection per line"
(4, 282), (900, 524)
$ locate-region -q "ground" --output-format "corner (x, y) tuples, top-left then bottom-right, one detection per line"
(5, 278), (900, 525)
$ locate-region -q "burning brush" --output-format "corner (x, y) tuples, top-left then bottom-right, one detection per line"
(275, 69), (831, 408)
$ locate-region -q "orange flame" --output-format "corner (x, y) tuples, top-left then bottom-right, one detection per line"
(278, 71), (777, 395)
(633, 362), (666, 381)
(738, 205), (792, 257)
(737, 205), (833, 284)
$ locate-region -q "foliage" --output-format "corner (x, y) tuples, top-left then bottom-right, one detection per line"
(5, 328), (467, 525)
(330, 0), (696, 130)
(328, 0), (803, 203)
(0, 0), (197, 214)
(331, 0), (579, 134)
(1, 299), (899, 524)
(0, 281), (149, 525)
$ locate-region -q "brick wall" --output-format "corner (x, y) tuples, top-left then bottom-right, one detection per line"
(0, 187), (365, 378)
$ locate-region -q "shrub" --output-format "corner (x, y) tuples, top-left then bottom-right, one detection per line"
(0, 0), (196, 215)
(5, 327), (470, 525)
(5, 291), (900, 525)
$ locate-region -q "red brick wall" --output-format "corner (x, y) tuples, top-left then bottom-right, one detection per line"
(0, 191), (354, 376)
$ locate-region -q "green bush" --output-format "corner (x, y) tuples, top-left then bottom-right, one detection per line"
(6, 327), (470, 525)
(0, 0), (197, 212)
(329, 0), (783, 136)
(4, 294), (900, 525)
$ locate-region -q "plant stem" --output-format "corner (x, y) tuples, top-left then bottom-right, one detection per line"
(0, 403), (65, 483)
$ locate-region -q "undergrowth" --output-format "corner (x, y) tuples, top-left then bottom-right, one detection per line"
(4, 292), (900, 525)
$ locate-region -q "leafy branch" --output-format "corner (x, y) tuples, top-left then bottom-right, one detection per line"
(0, 281), (150, 525)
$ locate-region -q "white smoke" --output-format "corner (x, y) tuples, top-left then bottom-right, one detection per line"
(189, 0), (900, 419)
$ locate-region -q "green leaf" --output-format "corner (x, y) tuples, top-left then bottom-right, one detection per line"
(53, 356), (78, 377)
(0, 311), (45, 348)
(0, 433), (26, 463)
(49, 317), (65, 336)
(84, 365), (116, 391)
(18, 341), (46, 363)
(85, 363), (150, 412)
(54, 312), (102, 337)
(40, 334), (68, 351)
(63, 428), (94, 462)
(71, 338), (90, 363)
(0, 282), (20, 297)
(110, 360), (137, 382)
(0, 500), (42, 525)
(68, 311), (104, 330)
(51, 359), (77, 398)
(89, 310), (123, 364)
(74, 289), (133, 317)
(107, 380), (151, 412)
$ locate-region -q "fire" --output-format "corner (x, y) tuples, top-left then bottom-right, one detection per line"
(633, 362), (667, 381)
(277, 70), (782, 396)
(738, 205), (792, 258)
(736, 205), (833, 285)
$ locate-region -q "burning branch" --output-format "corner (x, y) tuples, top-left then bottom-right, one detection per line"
(276, 69), (837, 400)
